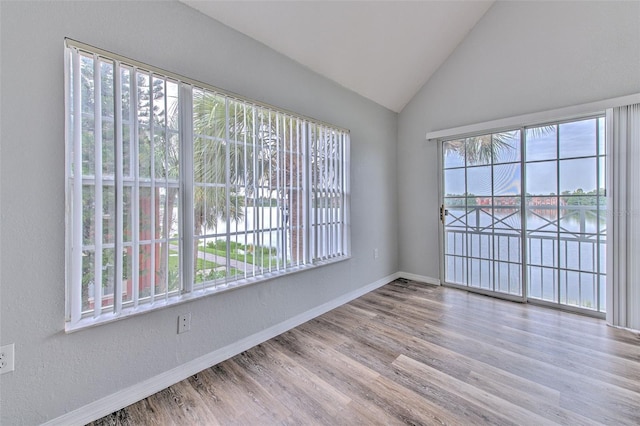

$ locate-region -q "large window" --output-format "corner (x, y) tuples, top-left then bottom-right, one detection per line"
(64, 40), (350, 329)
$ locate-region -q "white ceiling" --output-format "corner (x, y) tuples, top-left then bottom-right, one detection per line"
(181, 1), (494, 112)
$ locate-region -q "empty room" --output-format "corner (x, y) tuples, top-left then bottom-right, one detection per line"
(1, 1), (639, 424)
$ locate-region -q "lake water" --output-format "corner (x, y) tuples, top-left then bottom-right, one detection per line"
(444, 206), (606, 311)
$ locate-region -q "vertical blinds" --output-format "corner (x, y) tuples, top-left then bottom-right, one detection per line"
(65, 39), (350, 329)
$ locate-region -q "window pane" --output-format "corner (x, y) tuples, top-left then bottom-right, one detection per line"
(526, 125), (557, 162)
(82, 185), (95, 245)
(598, 116), (605, 155)
(123, 186), (133, 243)
(103, 185), (115, 244)
(444, 168), (465, 197)
(139, 187), (152, 239)
(526, 196), (558, 233)
(526, 160), (556, 196)
(443, 139), (465, 169)
(559, 158), (597, 194)
(493, 130), (520, 164)
(122, 248), (133, 304)
(465, 135), (492, 166)
(493, 197), (521, 231)
(467, 165), (491, 196)
(82, 250), (95, 313)
(102, 247), (115, 309)
(493, 163), (520, 196)
(444, 198), (466, 227)
(139, 127), (151, 178)
(559, 119), (596, 159)
(559, 199), (599, 234)
(166, 80), (179, 131)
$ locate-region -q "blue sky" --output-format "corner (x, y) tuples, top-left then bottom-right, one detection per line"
(444, 117), (605, 197)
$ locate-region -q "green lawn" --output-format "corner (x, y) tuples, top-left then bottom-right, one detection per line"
(169, 250), (240, 283)
(202, 240), (281, 268)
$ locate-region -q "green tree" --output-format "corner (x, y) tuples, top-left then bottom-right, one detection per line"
(443, 127), (554, 167)
(191, 92), (320, 265)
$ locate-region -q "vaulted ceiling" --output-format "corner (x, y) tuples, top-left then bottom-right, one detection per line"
(181, 1), (494, 112)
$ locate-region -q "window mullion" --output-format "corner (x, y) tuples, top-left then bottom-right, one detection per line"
(275, 113), (282, 270)
(336, 132), (343, 255)
(267, 111), (273, 273)
(131, 68), (140, 308)
(242, 104), (249, 279)
(323, 126), (329, 260)
(302, 121), (308, 264)
(93, 55), (104, 318)
(149, 72), (156, 303)
(180, 83), (194, 293)
(333, 131), (338, 257)
(225, 97), (232, 278)
(163, 80), (169, 302)
(343, 133), (351, 256)
(288, 117), (294, 267)
(114, 60), (124, 313)
(252, 107), (259, 278)
(296, 120), (303, 265)
(70, 47), (83, 324)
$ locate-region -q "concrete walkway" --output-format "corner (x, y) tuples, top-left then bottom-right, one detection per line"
(195, 248), (263, 275)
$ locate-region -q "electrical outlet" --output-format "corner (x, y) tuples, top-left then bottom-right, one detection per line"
(178, 313), (191, 334)
(374, 248), (379, 259)
(0, 344), (15, 374)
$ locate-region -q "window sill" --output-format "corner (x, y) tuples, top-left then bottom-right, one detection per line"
(65, 255), (351, 333)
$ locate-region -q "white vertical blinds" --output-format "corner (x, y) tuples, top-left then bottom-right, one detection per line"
(606, 103), (640, 332)
(64, 40), (350, 330)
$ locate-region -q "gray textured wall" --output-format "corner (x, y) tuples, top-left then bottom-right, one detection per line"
(0, 1), (398, 423)
(398, 1), (640, 279)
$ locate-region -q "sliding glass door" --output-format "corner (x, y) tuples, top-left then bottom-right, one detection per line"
(440, 116), (606, 314)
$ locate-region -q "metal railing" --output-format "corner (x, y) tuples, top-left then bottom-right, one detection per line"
(443, 204), (606, 312)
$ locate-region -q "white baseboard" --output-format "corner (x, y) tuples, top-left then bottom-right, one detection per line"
(397, 271), (440, 286)
(45, 271), (401, 426)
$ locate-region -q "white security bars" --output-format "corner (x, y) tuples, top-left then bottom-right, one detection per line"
(65, 40), (350, 329)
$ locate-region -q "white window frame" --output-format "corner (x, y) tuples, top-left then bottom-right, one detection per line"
(64, 39), (350, 331)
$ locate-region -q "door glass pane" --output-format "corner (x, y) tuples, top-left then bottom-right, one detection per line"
(559, 199), (599, 234)
(494, 163), (520, 195)
(444, 198), (466, 228)
(493, 197), (520, 231)
(526, 196), (558, 233)
(444, 168), (465, 196)
(526, 161), (556, 196)
(465, 136), (492, 166)
(559, 119), (597, 159)
(525, 117), (605, 313)
(493, 131), (520, 164)
(559, 158), (597, 194)
(442, 130), (522, 298)
(443, 139), (465, 168)
(526, 125), (557, 162)
(467, 166), (491, 196)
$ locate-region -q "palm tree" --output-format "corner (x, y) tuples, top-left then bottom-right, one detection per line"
(444, 132), (515, 165)
(192, 90), (247, 235)
(443, 127), (554, 165)
(191, 92), (316, 266)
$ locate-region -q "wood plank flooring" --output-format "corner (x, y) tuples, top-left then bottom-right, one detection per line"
(90, 279), (640, 425)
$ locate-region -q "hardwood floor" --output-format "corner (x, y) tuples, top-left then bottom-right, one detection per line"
(91, 279), (640, 425)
